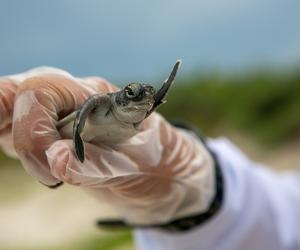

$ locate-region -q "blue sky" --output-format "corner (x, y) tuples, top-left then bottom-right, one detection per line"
(0, 0), (300, 83)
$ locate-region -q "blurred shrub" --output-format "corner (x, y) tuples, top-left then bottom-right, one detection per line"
(160, 66), (300, 145)
(74, 230), (132, 250)
(0, 150), (19, 167)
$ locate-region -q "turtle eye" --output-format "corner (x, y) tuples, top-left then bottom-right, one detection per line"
(125, 85), (139, 99)
(126, 88), (135, 97)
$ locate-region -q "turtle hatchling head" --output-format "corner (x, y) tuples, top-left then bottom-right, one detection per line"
(114, 83), (157, 123)
(113, 60), (181, 124)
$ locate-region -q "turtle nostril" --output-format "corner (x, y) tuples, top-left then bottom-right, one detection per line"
(145, 86), (155, 95)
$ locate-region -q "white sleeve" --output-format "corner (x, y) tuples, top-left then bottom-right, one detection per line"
(134, 138), (300, 250)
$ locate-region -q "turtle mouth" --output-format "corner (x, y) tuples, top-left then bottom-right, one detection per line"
(125, 101), (154, 112)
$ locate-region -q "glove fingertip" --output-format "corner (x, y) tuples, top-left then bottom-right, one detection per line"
(46, 140), (73, 181)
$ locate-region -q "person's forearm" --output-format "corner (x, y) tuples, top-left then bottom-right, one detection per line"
(134, 138), (300, 250)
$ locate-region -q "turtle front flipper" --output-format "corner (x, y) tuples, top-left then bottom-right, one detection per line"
(146, 60), (181, 117)
(73, 94), (112, 162)
(57, 111), (77, 130)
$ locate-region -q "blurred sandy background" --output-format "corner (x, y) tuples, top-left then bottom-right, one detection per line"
(1, 0), (300, 249)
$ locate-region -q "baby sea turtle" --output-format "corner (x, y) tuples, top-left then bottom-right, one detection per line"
(57, 60), (181, 162)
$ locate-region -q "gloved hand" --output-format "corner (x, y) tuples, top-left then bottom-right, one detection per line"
(0, 77), (18, 157)
(0, 67), (68, 158)
(12, 68), (216, 225)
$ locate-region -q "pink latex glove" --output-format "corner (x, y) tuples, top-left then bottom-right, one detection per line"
(0, 77), (18, 157)
(12, 68), (215, 225)
(0, 67), (67, 157)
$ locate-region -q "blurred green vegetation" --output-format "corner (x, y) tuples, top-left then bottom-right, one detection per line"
(160, 66), (300, 146)
(0, 150), (19, 166)
(79, 231), (132, 250)
(5, 230), (133, 250)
